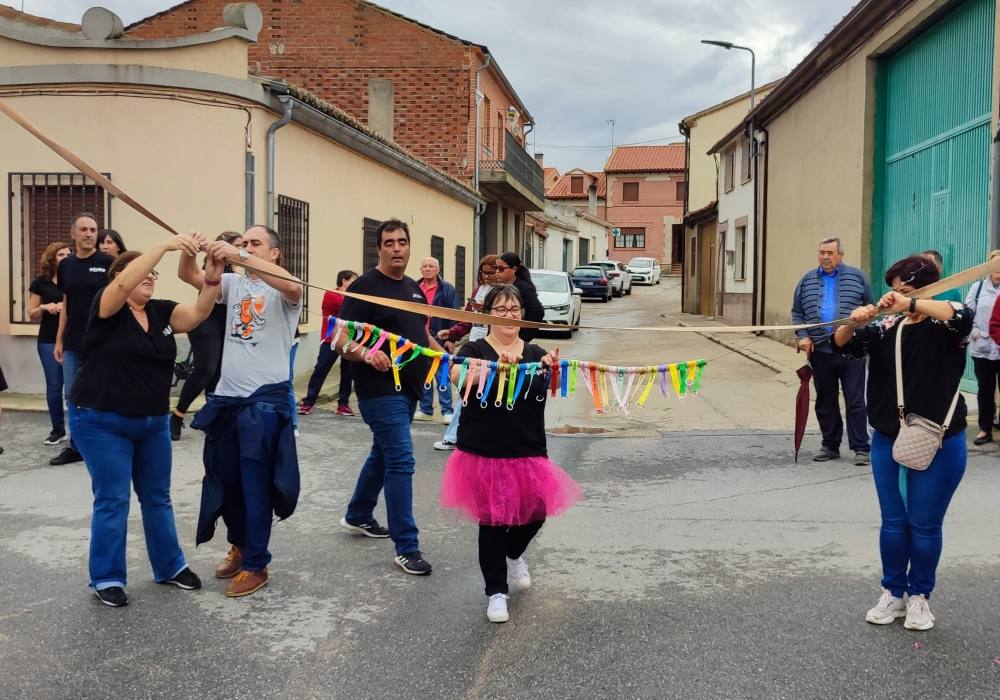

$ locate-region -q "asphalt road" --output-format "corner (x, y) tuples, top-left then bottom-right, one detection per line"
(3, 406), (1000, 699)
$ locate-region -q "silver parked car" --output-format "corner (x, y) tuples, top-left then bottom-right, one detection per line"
(530, 269), (582, 337)
(588, 260), (632, 297)
(626, 257), (662, 285)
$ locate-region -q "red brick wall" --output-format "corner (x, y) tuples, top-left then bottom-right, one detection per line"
(129, 0), (475, 182)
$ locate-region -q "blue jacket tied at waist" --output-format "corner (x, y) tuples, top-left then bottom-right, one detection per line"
(791, 263), (873, 352)
(192, 382), (300, 546)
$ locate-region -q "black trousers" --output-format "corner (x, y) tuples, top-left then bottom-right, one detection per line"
(177, 319), (223, 414)
(479, 520), (544, 596)
(811, 349), (869, 453)
(302, 342), (353, 406)
(972, 356), (1000, 432)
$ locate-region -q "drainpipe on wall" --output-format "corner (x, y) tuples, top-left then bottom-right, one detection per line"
(750, 121), (759, 326)
(757, 124), (770, 328)
(473, 53), (493, 258)
(992, 121), (1000, 249)
(266, 89), (294, 229)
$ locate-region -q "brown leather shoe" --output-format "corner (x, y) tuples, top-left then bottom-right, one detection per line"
(214, 545), (242, 579)
(224, 569), (269, 598)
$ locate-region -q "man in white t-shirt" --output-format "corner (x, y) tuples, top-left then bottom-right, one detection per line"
(181, 225), (302, 598)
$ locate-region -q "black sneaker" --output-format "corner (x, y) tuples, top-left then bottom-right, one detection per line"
(50, 447), (83, 465)
(43, 428), (67, 445)
(394, 551), (432, 575)
(170, 414), (184, 442)
(160, 567), (202, 590)
(854, 451), (871, 466)
(95, 586), (128, 607)
(812, 448), (840, 462)
(339, 516), (390, 538)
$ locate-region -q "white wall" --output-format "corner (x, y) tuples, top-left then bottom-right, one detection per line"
(716, 137), (756, 295)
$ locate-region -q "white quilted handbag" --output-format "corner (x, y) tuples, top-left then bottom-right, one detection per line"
(891, 318), (960, 471)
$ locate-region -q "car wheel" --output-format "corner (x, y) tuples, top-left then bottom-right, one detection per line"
(602, 292), (609, 303)
(626, 285), (632, 295)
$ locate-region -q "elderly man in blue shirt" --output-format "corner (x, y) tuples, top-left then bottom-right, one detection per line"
(792, 237), (874, 465)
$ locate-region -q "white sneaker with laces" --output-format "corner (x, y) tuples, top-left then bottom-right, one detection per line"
(487, 593), (509, 623)
(865, 588), (907, 624)
(433, 440), (456, 451)
(903, 594), (935, 631)
(440, 413), (454, 424)
(413, 412), (434, 422)
(506, 557), (531, 589)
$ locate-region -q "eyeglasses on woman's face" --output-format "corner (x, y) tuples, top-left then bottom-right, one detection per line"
(490, 304), (522, 317)
(494, 263), (511, 272)
(479, 265), (497, 274)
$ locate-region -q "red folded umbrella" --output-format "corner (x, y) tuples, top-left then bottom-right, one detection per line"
(794, 364), (813, 462)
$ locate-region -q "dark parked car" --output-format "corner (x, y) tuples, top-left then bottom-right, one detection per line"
(570, 265), (612, 303)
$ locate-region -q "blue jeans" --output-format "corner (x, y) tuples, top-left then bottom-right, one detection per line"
(347, 394), (420, 556)
(419, 379), (453, 416)
(288, 343), (299, 429)
(62, 350), (83, 450)
(870, 430), (966, 598)
(70, 407), (187, 590)
(36, 343), (64, 431)
(441, 398), (462, 444)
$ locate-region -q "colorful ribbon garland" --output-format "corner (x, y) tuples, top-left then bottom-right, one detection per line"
(327, 316), (707, 413)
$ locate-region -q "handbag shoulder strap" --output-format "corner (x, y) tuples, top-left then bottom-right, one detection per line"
(895, 316), (962, 427)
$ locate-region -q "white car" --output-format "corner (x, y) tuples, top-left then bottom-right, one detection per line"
(589, 260), (632, 297)
(626, 257), (662, 285)
(529, 269), (582, 338)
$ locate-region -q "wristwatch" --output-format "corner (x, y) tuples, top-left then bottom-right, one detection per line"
(909, 297), (917, 313)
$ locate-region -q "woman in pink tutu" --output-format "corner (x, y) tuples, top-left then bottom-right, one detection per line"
(441, 284), (582, 623)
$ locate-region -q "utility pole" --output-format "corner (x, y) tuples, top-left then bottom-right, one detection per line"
(606, 118), (616, 155)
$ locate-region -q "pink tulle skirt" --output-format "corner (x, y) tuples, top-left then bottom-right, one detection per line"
(440, 449), (583, 525)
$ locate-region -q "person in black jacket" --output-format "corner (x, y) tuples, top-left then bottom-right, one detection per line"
(495, 252), (544, 341)
(833, 255), (971, 633)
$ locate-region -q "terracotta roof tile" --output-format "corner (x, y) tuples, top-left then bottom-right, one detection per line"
(547, 171), (606, 199)
(605, 144), (686, 173)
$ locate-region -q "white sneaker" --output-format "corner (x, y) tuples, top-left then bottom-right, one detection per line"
(486, 593), (509, 623)
(433, 440), (456, 451)
(440, 413), (454, 425)
(865, 588), (907, 624)
(506, 557), (531, 589)
(413, 412), (434, 422)
(903, 594), (935, 631)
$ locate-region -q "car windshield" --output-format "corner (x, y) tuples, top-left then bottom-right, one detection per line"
(591, 262), (614, 270)
(532, 273), (569, 293)
(629, 259), (653, 269)
(573, 268), (603, 278)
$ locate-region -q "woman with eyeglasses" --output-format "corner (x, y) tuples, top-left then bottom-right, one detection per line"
(440, 284), (582, 623)
(833, 255), (972, 631)
(70, 234), (222, 608)
(494, 252), (545, 341)
(433, 254), (498, 451)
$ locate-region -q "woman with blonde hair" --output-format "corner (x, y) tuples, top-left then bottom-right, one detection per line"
(28, 241), (71, 445)
(964, 249), (1000, 444)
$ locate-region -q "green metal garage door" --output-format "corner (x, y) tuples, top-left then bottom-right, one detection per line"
(872, 0), (994, 389)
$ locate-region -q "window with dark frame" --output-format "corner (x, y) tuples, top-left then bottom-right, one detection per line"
(8, 172), (110, 324)
(724, 150), (736, 191)
(362, 217), (380, 272)
(734, 225), (748, 281)
(277, 195), (310, 324)
(455, 245), (467, 302)
(613, 227), (646, 249)
(430, 235), (444, 272)
(570, 175), (584, 194)
(579, 237), (590, 264)
(741, 139), (753, 181)
(675, 181), (687, 202)
(622, 182), (639, 202)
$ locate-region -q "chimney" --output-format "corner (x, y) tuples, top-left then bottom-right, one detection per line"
(588, 183), (597, 216)
(533, 152), (544, 167)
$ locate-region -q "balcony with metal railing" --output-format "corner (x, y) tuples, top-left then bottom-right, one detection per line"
(478, 127), (545, 211)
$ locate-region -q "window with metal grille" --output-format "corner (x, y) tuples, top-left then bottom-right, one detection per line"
(430, 235), (444, 270)
(455, 245), (467, 301)
(613, 227), (646, 249)
(362, 217), (380, 272)
(622, 182), (639, 202)
(8, 173), (110, 324)
(277, 195), (309, 324)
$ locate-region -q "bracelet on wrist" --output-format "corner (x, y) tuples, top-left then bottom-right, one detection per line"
(204, 277), (221, 287)
(909, 297), (917, 313)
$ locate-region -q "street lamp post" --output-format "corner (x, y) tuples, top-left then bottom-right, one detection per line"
(701, 40), (756, 109)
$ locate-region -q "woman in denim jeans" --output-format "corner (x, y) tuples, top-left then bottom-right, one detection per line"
(69, 233), (221, 608)
(28, 241), (70, 445)
(834, 255), (972, 632)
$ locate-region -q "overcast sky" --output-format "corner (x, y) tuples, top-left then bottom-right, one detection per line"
(21, 0), (856, 171)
